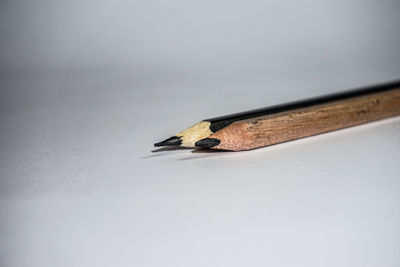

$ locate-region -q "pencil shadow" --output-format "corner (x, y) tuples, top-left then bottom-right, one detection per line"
(142, 147), (236, 160)
(179, 148), (233, 160)
(191, 148), (229, 153)
(152, 147), (193, 153)
(141, 146), (194, 159)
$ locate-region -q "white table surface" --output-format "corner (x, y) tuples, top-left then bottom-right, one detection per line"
(1, 0), (400, 266)
(1, 72), (400, 267)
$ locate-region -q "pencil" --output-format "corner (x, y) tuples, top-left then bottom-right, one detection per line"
(155, 80), (400, 148)
(195, 82), (400, 151)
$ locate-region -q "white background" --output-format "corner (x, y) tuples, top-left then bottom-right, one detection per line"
(1, 0), (400, 266)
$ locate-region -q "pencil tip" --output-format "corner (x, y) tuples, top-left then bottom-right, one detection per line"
(195, 138), (220, 148)
(154, 136), (182, 147)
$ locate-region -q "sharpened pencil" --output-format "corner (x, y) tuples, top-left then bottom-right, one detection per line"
(195, 82), (400, 151)
(155, 81), (400, 149)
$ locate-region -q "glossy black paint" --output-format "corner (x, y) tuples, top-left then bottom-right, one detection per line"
(195, 138), (221, 148)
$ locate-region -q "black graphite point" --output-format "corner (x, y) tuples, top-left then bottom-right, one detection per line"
(154, 136), (182, 147)
(195, 138), (221, 148)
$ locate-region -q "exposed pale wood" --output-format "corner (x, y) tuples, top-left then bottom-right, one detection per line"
(176, 121), (212, 147)
(209, 88), (400, 151)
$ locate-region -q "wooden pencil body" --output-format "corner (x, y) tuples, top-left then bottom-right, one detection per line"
(209, 88), (400, 151)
